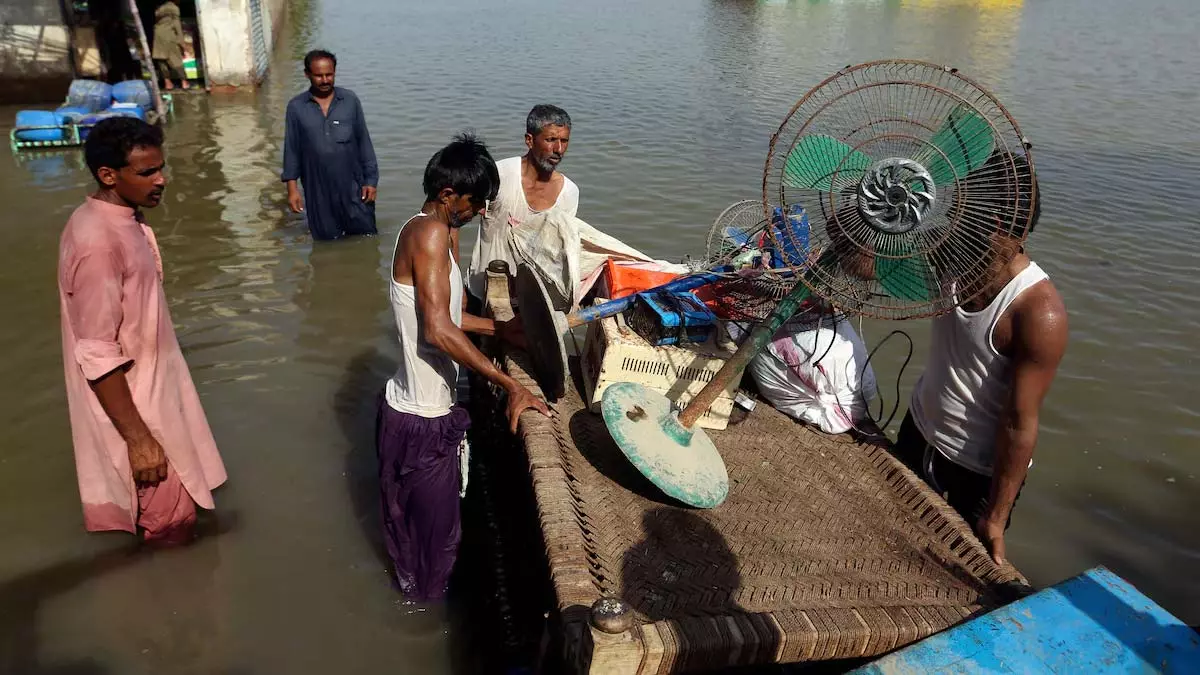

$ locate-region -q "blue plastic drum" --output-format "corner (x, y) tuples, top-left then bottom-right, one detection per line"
(14, 110), (66, 142)
(77, 112), (122, 141)
(112, 80), (154, 110)
(66, 79), (114, 113)
(105, 103), (146, 120)
(55, 105), (92, 124)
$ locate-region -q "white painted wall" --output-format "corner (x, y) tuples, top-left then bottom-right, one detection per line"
(196, 0), (254, 86)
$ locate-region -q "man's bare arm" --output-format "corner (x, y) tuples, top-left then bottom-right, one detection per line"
(408, 221), (548, 431)
(90, 368), (168, 485)
(461, 312), (526, 348)
(978, 288), (1068, 563)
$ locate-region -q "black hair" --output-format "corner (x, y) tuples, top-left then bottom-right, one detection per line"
(422, 131), (500, 203)
(304, 49), (336, 72)
(972, 150), (1041, 238)
(84, 117), (164, 181)
(525, 104), (571, 137)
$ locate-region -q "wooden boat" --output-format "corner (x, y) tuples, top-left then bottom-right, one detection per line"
(855, 566), (1200, 674)
(474, 266), (1033, 674)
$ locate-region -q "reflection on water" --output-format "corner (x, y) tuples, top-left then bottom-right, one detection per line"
(1, 0), (1198, 671)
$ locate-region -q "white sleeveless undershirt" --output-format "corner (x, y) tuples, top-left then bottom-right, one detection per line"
(910, 261), (1049, 475)
(384, 213), (464, 418)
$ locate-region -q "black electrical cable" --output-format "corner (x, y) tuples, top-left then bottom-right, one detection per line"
(858, 328), (914, 433)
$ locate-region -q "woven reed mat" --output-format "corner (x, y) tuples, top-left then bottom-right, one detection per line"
(505, 352), (1028, 669)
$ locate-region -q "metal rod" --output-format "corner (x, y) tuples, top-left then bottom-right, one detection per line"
(127, 0), (168, 121)
(677, 280), (811, 428)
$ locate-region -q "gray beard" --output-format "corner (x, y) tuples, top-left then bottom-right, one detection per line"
(532, 156), (559, 174)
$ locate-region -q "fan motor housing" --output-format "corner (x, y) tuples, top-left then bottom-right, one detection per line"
(857, 157), (936, 235)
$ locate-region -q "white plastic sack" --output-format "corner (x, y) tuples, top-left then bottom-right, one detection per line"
(748, 317), (877, 434)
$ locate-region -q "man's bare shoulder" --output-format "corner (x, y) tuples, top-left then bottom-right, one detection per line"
(1020, 277), (1066, 322)
(399, 215), (449, 247)
(1014, 277), (1068, 358)
(395, 216), (450, 268)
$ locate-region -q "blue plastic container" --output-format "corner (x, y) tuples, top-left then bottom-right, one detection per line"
(626, 290), (718, 346)
(76, 112), (122, 141)
(112, 80), (154, 109)
(14, 110), (66, 142)
(106, 103), (146, 120)
(66, 79), (114, 113)
(768, 204), (810, 269)
(55, 105), (91, 124)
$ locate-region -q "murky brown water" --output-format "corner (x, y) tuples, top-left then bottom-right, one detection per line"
(3, 0), (1199, 671)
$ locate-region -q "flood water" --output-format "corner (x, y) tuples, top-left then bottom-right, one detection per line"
(3, 0), (1199, 671)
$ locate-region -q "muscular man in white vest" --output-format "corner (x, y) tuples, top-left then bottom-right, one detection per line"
(894, 155), (1068, 567)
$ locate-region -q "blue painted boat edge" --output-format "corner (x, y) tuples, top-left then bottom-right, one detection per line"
(853, 566), (1200, 674)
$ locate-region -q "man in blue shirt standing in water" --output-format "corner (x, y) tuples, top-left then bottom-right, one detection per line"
(282, 49), (379, 240)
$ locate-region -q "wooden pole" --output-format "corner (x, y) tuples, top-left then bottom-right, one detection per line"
(126, 0), (167, 121)
(676, 280), (811, 428)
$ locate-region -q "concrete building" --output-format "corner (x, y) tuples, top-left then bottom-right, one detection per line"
(0, 0), (75, 103)
(0, 0), (287, 103)
(196, 0), (288, 88)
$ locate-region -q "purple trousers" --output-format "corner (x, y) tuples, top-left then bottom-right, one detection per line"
(376, 398), (471, 602)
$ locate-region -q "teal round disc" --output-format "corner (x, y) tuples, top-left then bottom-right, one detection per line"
(600, 382), (729, 509)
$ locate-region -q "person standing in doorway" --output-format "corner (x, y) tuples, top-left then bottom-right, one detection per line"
(465, 104), (578, 305)
(58, 118), (228, 543)
(379, 132), (548, 603)
(152, 0), (189, 91)
(281, 49), (379, 240)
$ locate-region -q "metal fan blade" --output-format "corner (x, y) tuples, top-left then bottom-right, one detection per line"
(921, 105), (995, 186)
(875, 254), (933, 303)
(782, 135), (872, 191)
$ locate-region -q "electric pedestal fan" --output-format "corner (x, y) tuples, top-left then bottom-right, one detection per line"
(600, 60), (1038, 508)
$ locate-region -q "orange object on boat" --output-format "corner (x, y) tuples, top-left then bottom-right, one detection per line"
(603, 259), (681, 299)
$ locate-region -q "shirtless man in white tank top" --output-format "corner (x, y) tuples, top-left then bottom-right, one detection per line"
(390, 134), (548, 432)
(378, 133), (548, 603)
(894, 155), (1068, 567)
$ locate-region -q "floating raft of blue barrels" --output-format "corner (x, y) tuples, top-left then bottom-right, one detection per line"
(11, 79), (174, 151)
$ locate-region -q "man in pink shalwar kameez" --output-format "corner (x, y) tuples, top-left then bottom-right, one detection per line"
(59, 118), (226, 543)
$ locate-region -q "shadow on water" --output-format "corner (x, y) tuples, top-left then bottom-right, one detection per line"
(1060, 479), (1200, 626)
(0, 545), (133, 675)
(0, 513), (240, 675)
(334, 346), (397, 573)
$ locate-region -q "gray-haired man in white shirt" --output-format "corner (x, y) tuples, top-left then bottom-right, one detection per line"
(464, 104), (579, 306)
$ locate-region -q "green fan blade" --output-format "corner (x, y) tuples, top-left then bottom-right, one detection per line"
(923, 105), (995, 185)
(783, 135), (873, 191)
(875, 253), (932, 302)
